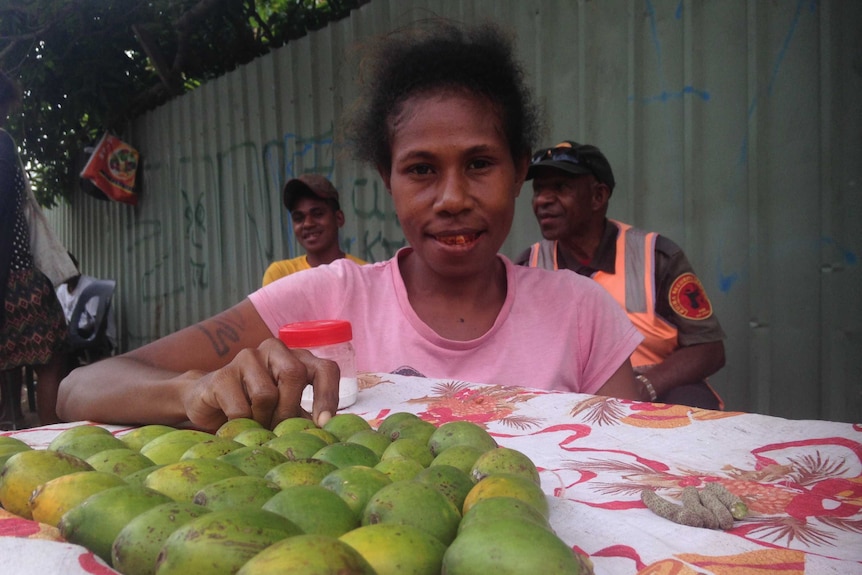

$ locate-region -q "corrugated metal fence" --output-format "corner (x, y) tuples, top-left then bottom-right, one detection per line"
(47, 0), (862, 423)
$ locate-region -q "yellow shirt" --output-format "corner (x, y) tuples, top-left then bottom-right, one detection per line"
(261, 254), (367, 286)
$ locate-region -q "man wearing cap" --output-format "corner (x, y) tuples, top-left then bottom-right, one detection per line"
(262, 174), (366, 286)
(515, 141), (726, 409)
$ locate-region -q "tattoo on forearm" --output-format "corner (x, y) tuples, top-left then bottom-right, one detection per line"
(196, 309), (246, 357)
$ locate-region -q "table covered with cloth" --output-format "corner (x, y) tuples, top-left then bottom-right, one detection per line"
(2, 372), (861, 575)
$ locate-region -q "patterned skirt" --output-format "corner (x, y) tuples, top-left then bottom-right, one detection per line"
(1, 267), (67, 370)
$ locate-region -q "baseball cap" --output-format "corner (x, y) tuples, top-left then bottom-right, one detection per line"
(526, 140), (616, 192)
(283, 174), (341, 212)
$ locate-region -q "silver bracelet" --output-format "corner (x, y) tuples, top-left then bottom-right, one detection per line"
(636, 374), (658, 402)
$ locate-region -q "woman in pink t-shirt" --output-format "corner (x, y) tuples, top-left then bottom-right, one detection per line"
(58, 21), (641, 431)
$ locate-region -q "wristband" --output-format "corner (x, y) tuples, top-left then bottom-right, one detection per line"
(636, 374), (658, 402)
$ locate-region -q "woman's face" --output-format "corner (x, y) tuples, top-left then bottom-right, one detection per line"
(380, 91), (528, 281)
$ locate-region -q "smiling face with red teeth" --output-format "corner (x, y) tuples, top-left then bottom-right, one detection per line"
(379, 90), (529, 285)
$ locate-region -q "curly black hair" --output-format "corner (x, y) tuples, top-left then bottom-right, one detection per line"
(341, 19), (542, 173)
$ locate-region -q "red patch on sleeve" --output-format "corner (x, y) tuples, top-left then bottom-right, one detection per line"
(668, 273), (713, 320)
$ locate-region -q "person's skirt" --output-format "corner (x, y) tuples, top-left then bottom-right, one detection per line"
(0, 267), (67, 370)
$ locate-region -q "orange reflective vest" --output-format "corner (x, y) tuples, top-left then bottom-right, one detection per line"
(527, 219), (677, 368)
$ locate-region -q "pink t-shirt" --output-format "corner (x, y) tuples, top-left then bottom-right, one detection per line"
(249, 248), (642, 395)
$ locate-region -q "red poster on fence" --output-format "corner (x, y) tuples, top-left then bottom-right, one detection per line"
(80, 132), (140, 205)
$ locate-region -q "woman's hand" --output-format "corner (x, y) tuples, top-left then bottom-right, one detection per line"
(181, 338), (341, 432)
(57, 299), (338, 430)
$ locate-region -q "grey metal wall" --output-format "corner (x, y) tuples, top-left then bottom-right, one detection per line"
(47, 0), (862, 423)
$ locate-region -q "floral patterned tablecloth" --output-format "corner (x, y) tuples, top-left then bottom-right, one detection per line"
(2, 372), (861, 575)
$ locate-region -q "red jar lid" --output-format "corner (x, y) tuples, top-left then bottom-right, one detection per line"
(278, 320), (353, 348)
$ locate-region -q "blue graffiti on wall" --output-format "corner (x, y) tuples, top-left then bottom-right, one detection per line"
(630, 85), (710, 105)
(129, 128), (402, 308)
(631, 0), (838, 296)
(630, 0), (711, 106)
(822, 237), (858, 266)
(737, 0), (819, 167)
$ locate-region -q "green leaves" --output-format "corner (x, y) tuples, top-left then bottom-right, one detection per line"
(0, 0), (368, 206)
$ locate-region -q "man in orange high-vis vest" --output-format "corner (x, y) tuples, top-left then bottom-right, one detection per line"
(515, 141), (726, 409)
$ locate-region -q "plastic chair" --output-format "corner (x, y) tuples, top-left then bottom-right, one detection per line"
(68, 278), (116, 364)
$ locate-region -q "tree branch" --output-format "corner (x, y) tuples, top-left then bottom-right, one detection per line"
(132, 24), (184, 96)
(172, 0), (225, 73)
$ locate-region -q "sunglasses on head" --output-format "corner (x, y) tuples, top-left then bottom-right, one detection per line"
(530, 145), (587, 167)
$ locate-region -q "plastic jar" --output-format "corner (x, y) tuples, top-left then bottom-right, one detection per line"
(278, 319), (357, 411)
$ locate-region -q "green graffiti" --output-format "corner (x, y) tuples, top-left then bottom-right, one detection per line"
(190, 260), (208, 289)
(350, 177), (399, 222)
(181, 189), (207, 249)
(363, 230), (406, 262)
(126, 219), (162, 252)
(141, 254), (184, 302)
